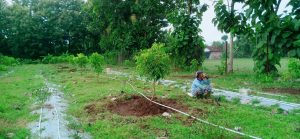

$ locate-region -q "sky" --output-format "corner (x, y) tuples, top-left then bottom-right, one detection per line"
(200, 0), (290, 44)
(5, 0), (291, 44)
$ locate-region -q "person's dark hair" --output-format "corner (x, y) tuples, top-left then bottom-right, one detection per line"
(195, 71), (203, 78)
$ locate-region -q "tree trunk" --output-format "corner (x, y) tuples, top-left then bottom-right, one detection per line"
(228, 33), (234, 73)
(151, 81), (156, 100)
(266, 33), (270, 73)
(225, 41), (228, 74)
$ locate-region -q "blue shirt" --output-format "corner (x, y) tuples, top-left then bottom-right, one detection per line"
(191, 78), (211, 93)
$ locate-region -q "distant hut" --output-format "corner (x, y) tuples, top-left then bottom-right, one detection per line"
(206, 46), (223, 59)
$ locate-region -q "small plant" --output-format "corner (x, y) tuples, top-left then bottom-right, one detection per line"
(73, 53), (88, 71)
(216, 59), (226, 75)
(190, 59), (199, 71)
(135, 43), (171, 97)
(89, 52), (105, 77)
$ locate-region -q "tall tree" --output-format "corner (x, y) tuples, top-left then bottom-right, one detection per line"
(0, 0), (9, 54)
(245, 0), (286, 73)
(89, 0), (171, 62)
(167, 0), (207, 68)
(213, 0), (246, 73)
(1, 0), (88, 58)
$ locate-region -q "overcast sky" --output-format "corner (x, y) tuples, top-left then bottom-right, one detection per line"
(5, 0), (291, 44)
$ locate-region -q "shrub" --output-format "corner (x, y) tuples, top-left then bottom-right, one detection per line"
(216, 59), (226, 75)
(288, 58), (300, 78)
(89, 52), (105, 75)
(0, 65), (7, 71)
(103, 51), (118, 65)
(190, 59), (199, 71)
(42, 54), (74, 64)
(124, 59), (134, 67)
(73, 53), (88, 69)
(135, 43), (171, 96)
(0, 55), (19, 66)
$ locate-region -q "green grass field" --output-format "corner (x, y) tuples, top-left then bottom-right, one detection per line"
(0, 58), (299, 138)
(0, 65), (46, 138)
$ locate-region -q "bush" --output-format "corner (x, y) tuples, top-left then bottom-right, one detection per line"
(216, 59), (226, 75)
(124, 59), (134, 67)
(89, 52), (105, 75)
(103, 51), (118, 65)
(42, 54), (74, 64)
(288, 58), (300, 77)
(135, 43), (171, 95)
(190, 59), (199, 71)
(0, 65), (8, 71)
(0, 55), (19, 66)
(73, 53), (88, 69)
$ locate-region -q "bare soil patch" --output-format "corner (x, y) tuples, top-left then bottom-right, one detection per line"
(106, 95), (189, 117)
(262, 88), (300, 95)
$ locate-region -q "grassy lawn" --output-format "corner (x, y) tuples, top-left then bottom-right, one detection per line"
(43, 63), (300, 139)
(1, 59), (299, 138)
(164, 58), (300, 103)
(0, 65), (46, 138)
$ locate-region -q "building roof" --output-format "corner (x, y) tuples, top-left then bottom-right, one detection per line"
(206, 46), (223, 52)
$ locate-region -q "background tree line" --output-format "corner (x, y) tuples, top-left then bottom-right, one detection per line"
(0, 0), (299, 74)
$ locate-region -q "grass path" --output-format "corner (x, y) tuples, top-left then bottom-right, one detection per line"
(1, 64), (300, 138)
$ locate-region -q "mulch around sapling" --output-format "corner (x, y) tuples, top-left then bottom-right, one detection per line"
(262, 88), (300, 95)
(106, 95), (189, 117)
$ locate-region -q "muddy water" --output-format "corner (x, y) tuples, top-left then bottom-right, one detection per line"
(108, 69), (300, 111)
(28, 81), (91, 139)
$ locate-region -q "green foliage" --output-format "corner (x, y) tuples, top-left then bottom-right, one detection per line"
(167, 0), (207, 68)
(42, 54), (75, 64)
(124, 60), (134, 67)
(0, 65), (7, 71)
(89, 0), (171, 58)
(213, 0), (246, 34)
(288, 58), (300, 77)
(89, 52), (105, 74)
(135, 43), (170, 83)
(0, 0), (89, 59)
(73, 53), (88, 69)
(255, 74), (275, 83)
(216, 58), (226, 75)
(234, 35), (254, 58)
(0, 55), (19, 66)
(211, 41), (224, 48)
(244, 0), (300, 73)
(190, 59), (199, 71)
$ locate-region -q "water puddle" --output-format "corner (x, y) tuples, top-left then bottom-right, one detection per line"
(28, 81), (91, 139)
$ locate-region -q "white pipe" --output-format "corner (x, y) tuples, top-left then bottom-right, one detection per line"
(53, 103), (61, 139)
(39, 106), (43, 139)
(127, 82), (262, 139)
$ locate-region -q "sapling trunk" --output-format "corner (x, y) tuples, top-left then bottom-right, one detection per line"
(152, 80), (156, 100)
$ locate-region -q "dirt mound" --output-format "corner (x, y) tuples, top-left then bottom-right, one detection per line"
(262, 88), (300, 95)
(107, 95), (188, 117)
